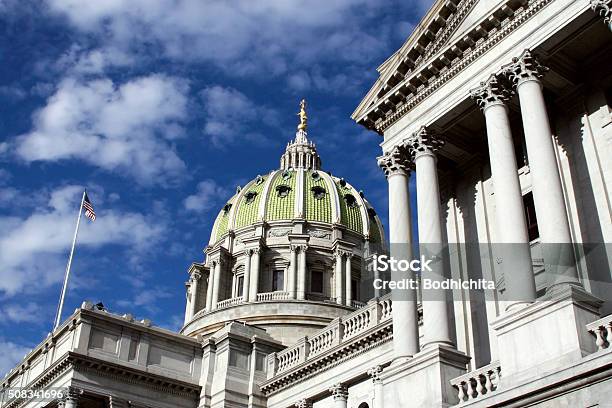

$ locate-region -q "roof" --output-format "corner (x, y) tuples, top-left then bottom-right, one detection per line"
(209, 169), (384, 245)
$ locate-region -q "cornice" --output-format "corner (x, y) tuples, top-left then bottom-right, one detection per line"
(355, 0), (552, 134)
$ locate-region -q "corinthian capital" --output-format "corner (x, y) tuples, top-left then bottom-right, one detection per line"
(377, 143), (412, 178)
(329, 383), (348, 401)
(505, 49), (548, 87)
(590, 0), (612, 30)
(368, 365), (383, 384)
(294, 399), (313, 408)
(470, 75), (512, 111)
(406, 126), (444, 158)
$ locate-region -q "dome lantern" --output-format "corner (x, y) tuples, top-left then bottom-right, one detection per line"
(280, 99), (321, 171)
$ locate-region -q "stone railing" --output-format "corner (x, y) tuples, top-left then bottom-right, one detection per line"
(450, 361), (501, 405)
(587, 315), (612, 351)
(267, 294), (392, 377)
(351, 300), (367, 309)
(216, 296), (243, 309)
(257, 291), (290, 301)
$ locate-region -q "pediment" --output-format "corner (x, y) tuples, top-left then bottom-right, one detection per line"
(353, 0), (524, 131)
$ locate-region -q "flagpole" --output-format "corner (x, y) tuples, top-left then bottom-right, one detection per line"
(53, 190), (86, 331)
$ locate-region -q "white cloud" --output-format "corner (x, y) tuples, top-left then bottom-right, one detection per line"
(45, 0), (392, 77)
(56, 45), (135, 75)
(0, 185), (165, 296)
(0, 303), (45, 324)
(14, 75), (189, 184)
(201, 86), (278, 146)
(0, 339), (31, 378)
(184, 179), (229, 213)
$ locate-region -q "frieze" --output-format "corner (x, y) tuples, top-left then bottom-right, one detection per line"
(308, 230), (331, 239)
(268, 228), (292, 237)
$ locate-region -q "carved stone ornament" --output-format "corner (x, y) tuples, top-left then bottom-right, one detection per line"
(470, 74), (513, 111)
(505, 49), (548, 88)
(309, 229), (331, 239)
(329, 383), (348, 401)
(294, 399), (313, 408)
(406, 126), (444, 157)
(591, 0), (612, 29)
(269, 228), (292, 237)
(377, 143), (412, 177)
(368, 365), (384, 384)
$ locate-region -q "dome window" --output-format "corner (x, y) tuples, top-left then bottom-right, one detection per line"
(311, 186), (326, 200)
(223, 203), (232, 214)
(339, 178), (347, 187)
(282, 170), (292, 180)
(276, 185), (292, 198)
(344, 193), (358, 208)
(245, 191), (258, 204)
(255, 175), (264, 185)
(311, 171), (321, 181)
(367, 207), (377, 218)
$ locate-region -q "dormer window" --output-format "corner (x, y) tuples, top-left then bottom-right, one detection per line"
(255, 175), (264, 185)
(339, 178), (347, 187)
(282, 170), (291, 180)
(223, 203), (232, 214)
(311, 171), (321, 181)
(344, 193), (358, 208)
(311, 186), (326, 200)
(367, 207), (377, 218)
(276, 185), (292, 198)
(245, 191), (258, 204)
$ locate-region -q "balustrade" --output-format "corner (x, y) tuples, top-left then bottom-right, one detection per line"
(450, 362), (501, 404)
(256, 291), (290, 301)
(268, 294), (391, 376)
(587, 315), (612, 351)
(215, 296), (243, 309)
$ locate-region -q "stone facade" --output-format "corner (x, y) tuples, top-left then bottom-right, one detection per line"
(2, 0), (612, 407)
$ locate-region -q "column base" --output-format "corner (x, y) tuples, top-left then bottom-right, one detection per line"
(491, 285), (602, 382)
(381, 345), (470, 407)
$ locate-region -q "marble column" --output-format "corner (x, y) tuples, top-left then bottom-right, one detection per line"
(289, 245), (298, 298)
(184, 281), (192, 324)
(378, 145), (420, 358)
(188, 271), (201, 321)
(408, 127), (453, 347)
(206, 268), (214, 311)
(471, 75), (536, 309)
(508, 50), (579, 288)
(211, 260), (222, 309)
(345, 253), (353, 306)
(249, 248), (261, 302)
(329, 383), (348, 408)
(243, 250), (252, 301)
(590, 0), (612, 31)
(335, 251), (345, 305)
(368, 365), (384, 408)
(297, 245), (308, 300)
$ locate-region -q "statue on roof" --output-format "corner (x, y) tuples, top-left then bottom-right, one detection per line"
(297, 99), (308, 131)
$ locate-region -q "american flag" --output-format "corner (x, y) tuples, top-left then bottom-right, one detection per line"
(83, 192), (96, 221)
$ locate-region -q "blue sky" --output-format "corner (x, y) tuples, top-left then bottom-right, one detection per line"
(0, 0), (429, 374)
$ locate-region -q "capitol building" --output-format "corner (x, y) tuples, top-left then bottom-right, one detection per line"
(2, 0), (612, 407)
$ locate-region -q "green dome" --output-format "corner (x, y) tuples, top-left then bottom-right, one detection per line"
(208, 117), (384, 246)
(210, 168), (384, 245)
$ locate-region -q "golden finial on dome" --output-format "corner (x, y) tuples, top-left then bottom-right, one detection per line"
(297, 99), (307, 131)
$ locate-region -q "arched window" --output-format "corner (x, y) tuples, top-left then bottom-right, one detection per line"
(358, 403), (369, 408)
